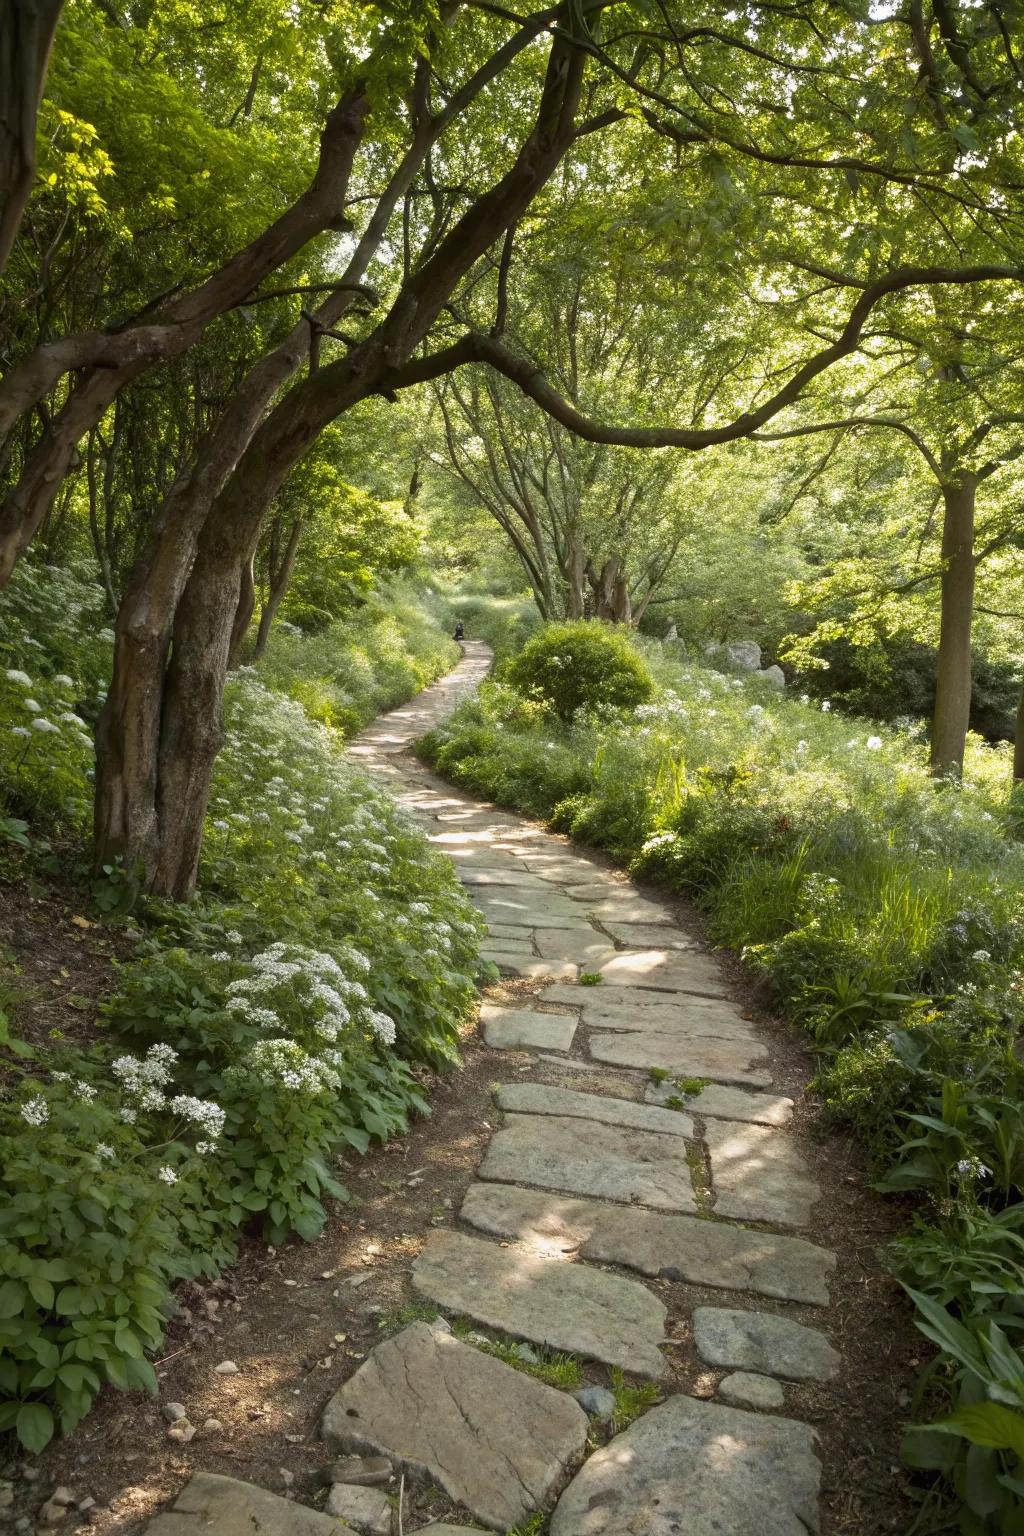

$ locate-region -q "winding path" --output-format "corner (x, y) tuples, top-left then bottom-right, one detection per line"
(148, 643), (841, 1536)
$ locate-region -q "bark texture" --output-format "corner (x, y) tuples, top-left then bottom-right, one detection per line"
(929, 479), (976, 777)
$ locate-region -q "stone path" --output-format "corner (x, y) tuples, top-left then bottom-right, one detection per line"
(145, 644), (840, 1535)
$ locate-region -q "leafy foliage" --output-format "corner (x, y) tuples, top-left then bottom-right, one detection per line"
(506, 621), (654, 722)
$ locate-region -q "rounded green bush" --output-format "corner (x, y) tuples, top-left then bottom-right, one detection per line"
(505, 621), (654, 722)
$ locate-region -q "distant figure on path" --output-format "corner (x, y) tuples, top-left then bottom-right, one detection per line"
(453, 619), (465, 641)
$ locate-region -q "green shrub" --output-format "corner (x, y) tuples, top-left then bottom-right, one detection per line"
(505, 621), (653, 722)
(0, 569), (483, 1451)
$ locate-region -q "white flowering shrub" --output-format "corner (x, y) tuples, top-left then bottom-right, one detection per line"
(0, 566), (483, 1450)
(0, 1049), (230, 1451)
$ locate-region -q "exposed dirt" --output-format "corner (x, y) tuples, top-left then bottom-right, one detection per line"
(0, 818), (927, 1536)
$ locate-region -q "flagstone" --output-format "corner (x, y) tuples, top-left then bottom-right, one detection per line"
(412, 1230), (667, 1378)
(588, 1029), (772, 1087)
(595, 948), (729, 997)
(143, 1473), (340, 1535)
(705, 1120), (819, 1226)
(321, 1323), (587, 1531)
(647, 1080), (794, 1126)
(460, 1183), (835, 1304)
(495, 1081), (693, 1136)
(481, 1113), (696, 1210)
(549, 1396), (821, 1536)
(693, 1307), (839, 1382)
(480, 1006), (577, 1052)
(601, 920), (701, 950)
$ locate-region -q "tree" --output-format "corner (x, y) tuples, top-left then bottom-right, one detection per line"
(5, 0), (1024, 897)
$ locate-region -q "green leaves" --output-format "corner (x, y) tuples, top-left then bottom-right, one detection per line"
(15, 1402), (54, 1454)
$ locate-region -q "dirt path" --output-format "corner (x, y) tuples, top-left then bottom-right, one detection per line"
(12, 645), (919, 1535)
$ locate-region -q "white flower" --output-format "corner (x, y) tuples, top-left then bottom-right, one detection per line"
(225, 930), (242, 944)
(796, 740), (808, 754)
(23, 698), (41, 713)
(196, 1140), (217, 1156)
(170, 1094), (225, 1138)
(20, 1096), (48, 1126)
(212, 820), (229, 832)
(9, 726), (29, 739)
(157, 1165), (178, 1185)
(972, 949), (992, 963)
(866, 736), (883, 751)
(5, 669), (32, 687)
(32, 718), (60, 734)
(96, 1143), (115, 1160)
(75, 1080), (97, 1101)
(119, 1107), (137, 1124)
(210, 950), (232, 962)
(821, 700), (831, 712)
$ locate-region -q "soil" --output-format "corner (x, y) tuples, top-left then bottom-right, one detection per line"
(0, 829), (928, 1536)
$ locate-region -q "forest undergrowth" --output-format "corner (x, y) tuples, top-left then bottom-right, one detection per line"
(0, 562), (481, 1453)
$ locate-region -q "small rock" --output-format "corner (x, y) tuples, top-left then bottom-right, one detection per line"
(323, 1456), (393, 1488)
(348, 1274), (372, 1289)
(50, 1490), (75, 1509)
(167, 1420), (196, 1444)
(38, 1496), (68, 1527)
(20, 1467), (39, 1483)
(214, 1360), (240, 1375)
(760, 664), (786, 690)
(325, 1482), (393, 1534)
(430, 1317), (452, 1335)
(201, 1418), (224, 1435)
(77, 1496), (96, 1513)
(162, 1401), (188, 1423)
(574, 1386), (616, 1421)
(279, 1470), (294, 1488)
(718, 1371), (785, 1411)
(0, 1480), (13, 1512)
(15, 1517), (32, 1533)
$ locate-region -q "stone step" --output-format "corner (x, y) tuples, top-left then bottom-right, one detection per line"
(600, 920), (701, 950)
(646, 1080), (794, 1127)
(412, 1229), (667, 1378)
(588, 1029), (772, 1087)
(595, 949), (729, 997)
(693, 1306), (840, 1382)
(549, 1395), (821, 1536)
(143, 1473), (339, 1534)
(321, 1322), (587, 1531)
(494, 1081), (694, 1138)
(480, 1112), (696, 1211)
(705, 1120), (819, 1227)
(480, 1005), (577, 1052)
(460, 1183), (835, 1305)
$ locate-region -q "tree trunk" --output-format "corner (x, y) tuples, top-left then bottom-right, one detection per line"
(1014, 676), (1024, 783)
(227, 551), (257, 668)
(253, 517), (303, 660)
(0, 0), (64, 278)
(929, 478), (976, 777)
(565, 540), (585, 618)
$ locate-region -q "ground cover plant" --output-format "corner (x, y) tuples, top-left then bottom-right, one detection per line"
(0, 561), (482, 1451)
(419, 618), (1024, 1529)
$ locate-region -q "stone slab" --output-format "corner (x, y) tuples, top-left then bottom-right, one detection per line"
(412, 1230), (667, 1378)
(539, 985), (757, 1040)
(480, 1006), (576, 1053)
(325, 1483), (392, 1534)
(602, 921), (700, 950)
(495, 1082), (693, 1138)
(549, 1395), (821, 1536)
(144, 1473), (341, 1535)
(322, 1323), (586, 1530)
(705, 1120), (819, 1226)
(647, 1081), (793, 1126)
(476, 902), (595, 930)
(588, 1030), (772, 1087)
(489, 956), (580, 982)
(481, 1113), (695, 1211)
(596, 949), (729, 997)
(719, 1371), (785, 1410)
(460, 1183), (834, 1305)
(583, 896), (676, 924)
(533, 930), (616, 966)
(693, 1307), (839, 1383)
